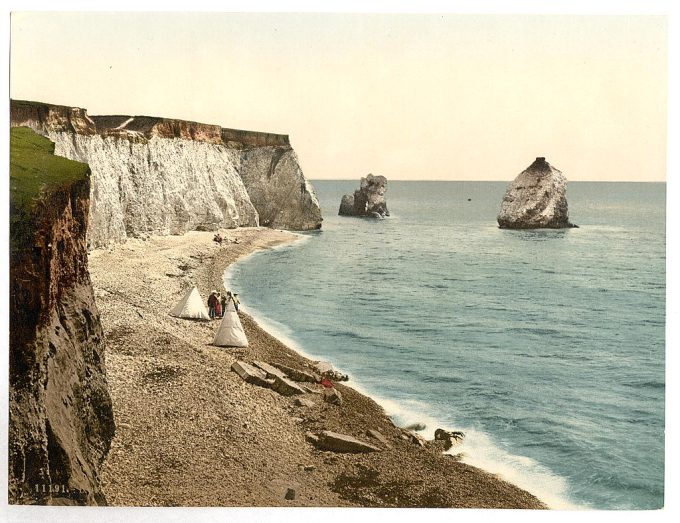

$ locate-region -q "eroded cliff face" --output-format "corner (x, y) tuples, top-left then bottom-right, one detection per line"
(240, 146), (322, 230)
(9, 128), (115, 505)
(497, 157), (576, 229)
(11, 100), (322, 247)
(51, 133), (257, 247)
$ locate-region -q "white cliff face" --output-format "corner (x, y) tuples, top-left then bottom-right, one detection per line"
(10, 100), (324, 246)
(497, 157), (576, 229)
(240, 146), (322, 230)
(47, 132), (259, 248)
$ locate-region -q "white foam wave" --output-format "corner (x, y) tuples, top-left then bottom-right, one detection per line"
(340, 379), (584, 509)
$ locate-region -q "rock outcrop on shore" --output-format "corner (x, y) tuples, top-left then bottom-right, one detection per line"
(497, 157), (577, 229)
(9, 128), (115, 505)
(10, 99), (322, 248)
(339, 174), (389, 218)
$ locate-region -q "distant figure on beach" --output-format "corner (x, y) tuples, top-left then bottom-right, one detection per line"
(215, 292), (223, 318)
(213, 233), (223, 244)
(208, 291), (218, 319)
(220, 293), (227, 315)
(224, 291), (240, 312)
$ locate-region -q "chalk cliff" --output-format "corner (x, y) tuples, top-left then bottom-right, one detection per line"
(240, 146), (322, 230)
(10, 100), (322, 247)
(338, 174), (389, 218)
(9, 127), (115, 505)
(497, 157), (577, 229)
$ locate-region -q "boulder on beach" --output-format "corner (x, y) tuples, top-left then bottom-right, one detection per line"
(323, 388), (343, 406)
(271, 362), (319, 383)
(314, 361), (349, 382)
(434, 428), (465, 451)
(271, 375), (306, 396)
(315, 430), (381, 453)
(338, 174), (389, 218)
(497, 157), (577, 229)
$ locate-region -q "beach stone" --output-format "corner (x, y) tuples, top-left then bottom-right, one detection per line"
(497, 157), (577, 229)
(323, 388), (343, 406)
(314, 361), (349, 382)
(402, 429), (427, 447)
(305, 431), (320, 444)
(284, 488), (297, 500)
(271, 375), (306, 396)
(434, 428), (465, 450)
(270, 362), (319, 383)
(294, 398), (316, 408)
(299, 384), (323, 395)
(316, 431), (381, 453)
(231, 361), (271, 388)
(366, 429), (389, 445)
(253, 360), (287, 380)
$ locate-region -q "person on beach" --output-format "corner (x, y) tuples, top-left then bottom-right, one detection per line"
(233, 293), (240, 312)
(215, 292), (223, 318)
(213, 233), (223, 244)
(220, 293), (227, 316)
(207, 291), (218, 319)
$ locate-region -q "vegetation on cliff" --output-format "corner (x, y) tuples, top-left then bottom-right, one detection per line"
(10, 127), (90, 250)
(9, 126), (114, 505)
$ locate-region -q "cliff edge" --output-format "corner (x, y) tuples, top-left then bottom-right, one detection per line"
(9, 127), (115, 504)
(497, 157), (576, 229)
(10, 100), (322, 248)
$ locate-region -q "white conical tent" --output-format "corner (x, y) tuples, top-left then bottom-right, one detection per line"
(169, 286), (210, 320)
(213, 300), (248, 347)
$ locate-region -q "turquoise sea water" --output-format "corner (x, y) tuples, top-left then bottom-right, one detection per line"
(225, 181), (665, 509)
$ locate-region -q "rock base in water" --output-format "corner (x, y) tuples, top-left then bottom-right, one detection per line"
(339, 174), (389, 218)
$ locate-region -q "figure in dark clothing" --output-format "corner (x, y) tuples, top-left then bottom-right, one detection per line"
(220, 294), (227, 316)
(208, 291), (218, 319)
(215, 292), (223, 318)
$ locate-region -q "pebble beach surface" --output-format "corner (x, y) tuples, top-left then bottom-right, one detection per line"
(88, 227), (545, 508)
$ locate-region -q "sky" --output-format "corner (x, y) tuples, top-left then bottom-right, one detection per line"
(10, 12), (668, 181)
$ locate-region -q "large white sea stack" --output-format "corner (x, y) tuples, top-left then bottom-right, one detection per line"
(497, 157), (577, 229)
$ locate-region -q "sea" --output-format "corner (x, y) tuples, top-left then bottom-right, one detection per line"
(224, 181), (665, 510)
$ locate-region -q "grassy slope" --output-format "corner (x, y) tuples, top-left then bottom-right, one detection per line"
(9, 126), (90, 250)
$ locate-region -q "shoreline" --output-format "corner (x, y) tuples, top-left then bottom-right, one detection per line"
(88, 227), (546, 508)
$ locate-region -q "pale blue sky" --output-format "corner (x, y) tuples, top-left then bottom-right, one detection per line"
(11, 13), (667, 180)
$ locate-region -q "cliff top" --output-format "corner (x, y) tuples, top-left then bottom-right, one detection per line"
(11, 99), (290, 147)
(10, 126), (90, 249)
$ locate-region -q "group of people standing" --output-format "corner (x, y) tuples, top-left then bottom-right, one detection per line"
(208, 290), (239, 320)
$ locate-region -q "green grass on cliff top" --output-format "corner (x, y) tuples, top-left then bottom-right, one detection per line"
(10, 126), (89, 212)
(10, 127), (90, 252)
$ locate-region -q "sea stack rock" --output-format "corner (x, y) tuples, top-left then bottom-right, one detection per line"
(497, 157), (577, 229)
(339, 174), (389, 218)
(9, 127), (115, 504)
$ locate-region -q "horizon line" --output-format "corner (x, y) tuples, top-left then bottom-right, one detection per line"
(309, 179), (667, 183)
